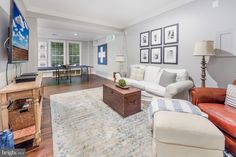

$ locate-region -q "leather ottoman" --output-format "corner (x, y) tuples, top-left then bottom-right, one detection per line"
(152, 111), (225, 157)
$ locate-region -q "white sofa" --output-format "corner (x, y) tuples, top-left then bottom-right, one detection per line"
(115, 65), (193, 100)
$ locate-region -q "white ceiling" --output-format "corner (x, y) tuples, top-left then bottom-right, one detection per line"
(23, 0), (193, 29)
(37, 19), (118, 41)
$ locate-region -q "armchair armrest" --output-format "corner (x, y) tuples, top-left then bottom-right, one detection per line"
(165, 80), (193, 98)
(113, 72), (121, 82)
(191, 87), (226, 106)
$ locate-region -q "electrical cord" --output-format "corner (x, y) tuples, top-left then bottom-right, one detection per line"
(6, 62), (9, 85)
(15, 64), (17, 77)
(3, 37), (9, 49)
(19, 64), (22, 75)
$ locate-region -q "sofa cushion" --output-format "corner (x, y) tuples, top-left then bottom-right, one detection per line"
(153, 111), (225, 151)
(157, 68), (189, 83)
(130, 65), (145, 81)
(159, 70), (177, 87)
(123, 78), (146, 90)
(225, 84), (236, 108)
(144, 82), (166, 97)
(198, 103), (236, 138)
(144, 66), (161, 83)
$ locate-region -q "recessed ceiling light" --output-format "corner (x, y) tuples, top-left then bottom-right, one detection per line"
(74, 33), (78, 36)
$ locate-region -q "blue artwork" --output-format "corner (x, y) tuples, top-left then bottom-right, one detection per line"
(12, 2), (29, 51)
(98, 44), (107, 65)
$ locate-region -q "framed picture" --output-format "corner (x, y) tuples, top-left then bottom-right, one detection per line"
(140, 48), (149, 63)
(151, 47), (162, 64)
(98, 44), (107, 65)
(163, 45), (178, 64)
(140, 31), (149, 47)
(164, 24), (179, 45)
(151, 28), (162, 46)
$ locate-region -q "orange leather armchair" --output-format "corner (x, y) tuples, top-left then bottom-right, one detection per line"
(191, 81), (236, 156)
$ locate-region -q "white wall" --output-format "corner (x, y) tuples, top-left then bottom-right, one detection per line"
(26, 17), (38, 72)
(0, 0), (39, 89)
(0, 2), (11, 88)
(125, 0), (236, 87)
(92, 33), (124, 80)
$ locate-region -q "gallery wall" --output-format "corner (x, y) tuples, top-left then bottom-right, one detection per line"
(125, 0), (236, 87)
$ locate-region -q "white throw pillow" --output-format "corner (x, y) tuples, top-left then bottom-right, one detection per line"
(144, 66), (161, 83)
(130, 68), (145, 81)
(225, 84), (236, 108)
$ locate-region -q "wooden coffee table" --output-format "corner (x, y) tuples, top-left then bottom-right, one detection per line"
(103, 83), (141, 117)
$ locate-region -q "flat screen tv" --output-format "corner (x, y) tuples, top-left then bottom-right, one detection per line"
(9, 0), (29, 63)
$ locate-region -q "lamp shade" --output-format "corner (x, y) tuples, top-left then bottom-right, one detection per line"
(193, 40), (215, 56)
(115, 55), (125, 62)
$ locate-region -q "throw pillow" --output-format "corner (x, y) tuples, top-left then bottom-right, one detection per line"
(225, 84), (236, 108)
(159, 70), (177, 87)
(130, 68), (145, 81)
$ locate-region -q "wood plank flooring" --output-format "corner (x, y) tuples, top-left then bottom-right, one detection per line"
(24, 74), (112, 157)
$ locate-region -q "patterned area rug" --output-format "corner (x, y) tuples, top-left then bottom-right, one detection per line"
(50, 87), (152, 157)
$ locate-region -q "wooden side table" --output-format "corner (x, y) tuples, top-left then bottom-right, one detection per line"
(0, 74), (43, 146)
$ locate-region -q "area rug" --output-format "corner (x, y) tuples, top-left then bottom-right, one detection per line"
(50, 87), (152, 157)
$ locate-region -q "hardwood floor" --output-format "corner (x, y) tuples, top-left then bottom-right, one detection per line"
(24, 74), (112, 157)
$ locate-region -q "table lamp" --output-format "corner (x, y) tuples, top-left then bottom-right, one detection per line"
(115, 55), (125, 76)
(193, 40), (215, 87)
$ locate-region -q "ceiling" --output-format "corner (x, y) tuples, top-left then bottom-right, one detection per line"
(23, 0), (193, 29)
(22, 0), (194, 41)
(37, 19), (117, 41)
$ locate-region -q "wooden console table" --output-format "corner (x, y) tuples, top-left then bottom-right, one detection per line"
(0, 74), (43, 146)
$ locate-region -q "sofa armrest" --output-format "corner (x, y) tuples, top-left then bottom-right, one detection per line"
(191, 87), (226, 106)
(113, 72), (121, 82)
(165, 80), (194, 98)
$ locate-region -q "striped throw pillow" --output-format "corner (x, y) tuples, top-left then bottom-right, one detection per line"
(225, 84), (236, 108)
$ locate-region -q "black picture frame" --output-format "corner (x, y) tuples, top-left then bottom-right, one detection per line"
(164, 24), (179, 45)
(163, 45), (178, 64)
(140, 48), (149, 63)
(151, 47), (162, 64)
(151, 28), (162, 46)
(140, 31), (149, 47)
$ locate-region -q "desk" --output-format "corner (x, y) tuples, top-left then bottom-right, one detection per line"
(38, 65), (93, 84)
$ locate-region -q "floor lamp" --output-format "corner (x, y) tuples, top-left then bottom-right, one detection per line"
(115, 55), (125, 77)
(193, 40), (215, 87)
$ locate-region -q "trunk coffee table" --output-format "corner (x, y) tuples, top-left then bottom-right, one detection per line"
(103, 83), (141, 117)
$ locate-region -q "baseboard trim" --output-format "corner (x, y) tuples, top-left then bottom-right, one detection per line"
(94, 73), (113, 81)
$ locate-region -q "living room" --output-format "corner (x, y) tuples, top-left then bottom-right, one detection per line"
(0, 0), (236, 157)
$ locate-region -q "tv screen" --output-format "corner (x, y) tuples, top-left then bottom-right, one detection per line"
(9, 0), (29, 63)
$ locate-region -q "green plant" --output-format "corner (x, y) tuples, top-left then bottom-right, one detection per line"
(118, 79), (126, 87)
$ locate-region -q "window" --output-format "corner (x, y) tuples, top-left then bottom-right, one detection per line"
(68, 42), (81, 65)
(48, 40), (81, 67)
(50, 41), (65, 66)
